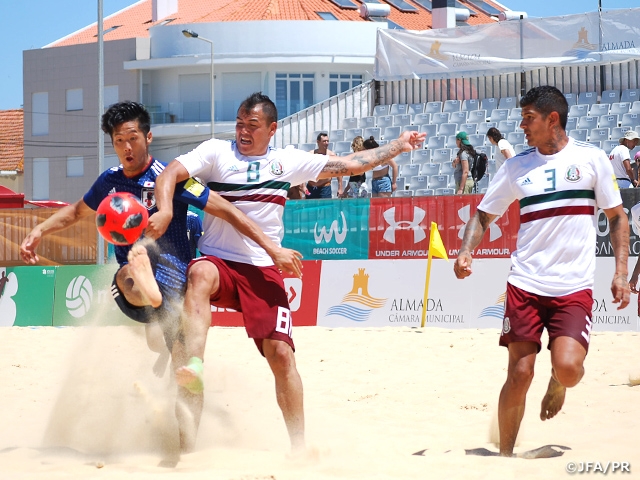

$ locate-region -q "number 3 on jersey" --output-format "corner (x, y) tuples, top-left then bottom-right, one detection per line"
(275, 306), (293, 337)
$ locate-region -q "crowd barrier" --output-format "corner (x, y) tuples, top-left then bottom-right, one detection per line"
(2, 190), (640, 331)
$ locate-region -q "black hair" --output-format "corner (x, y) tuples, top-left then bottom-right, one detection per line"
(238, 92), (278, 125)
(101, 101), (151, 138)
(520, 85), (568, 130)
(363, 136), (379, 150)
(459, 143), (477, 157)
(486, 127), (503, 143)
(317, 132), (328, 141)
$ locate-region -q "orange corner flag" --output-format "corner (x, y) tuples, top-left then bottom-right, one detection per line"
(429, 222), (449, 261)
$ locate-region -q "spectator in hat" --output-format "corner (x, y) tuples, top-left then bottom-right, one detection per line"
(453, 131), (476, 194)
(487, 127), (515, 171)
(608, 130), (640, 189)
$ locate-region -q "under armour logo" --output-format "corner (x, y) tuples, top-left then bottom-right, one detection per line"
(314, 212), (347, 244)
(458, 205), (502, 242)
(382, 206), (426, 244)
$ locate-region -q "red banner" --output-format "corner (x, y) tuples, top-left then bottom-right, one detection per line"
(368, 194), (519, 259)
(210, 260), (322, 327)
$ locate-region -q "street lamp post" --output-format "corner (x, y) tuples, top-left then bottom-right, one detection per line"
(182, 29), (215, 138)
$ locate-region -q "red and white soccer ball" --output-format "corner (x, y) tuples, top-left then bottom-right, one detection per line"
(95, 192), (149, 246)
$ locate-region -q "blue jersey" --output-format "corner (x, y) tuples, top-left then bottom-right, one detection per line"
(84, 158), (209, 293)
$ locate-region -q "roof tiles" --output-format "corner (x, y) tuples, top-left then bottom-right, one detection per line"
(49, 0), (503, 47)
(0, 110), (24, 172)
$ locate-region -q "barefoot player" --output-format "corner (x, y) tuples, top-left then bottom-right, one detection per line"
(454, 86), (630, 456)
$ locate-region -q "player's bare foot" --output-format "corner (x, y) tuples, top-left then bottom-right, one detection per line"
(127, 244), (162, 307)
(540, 376), (566, 421)
(176, 357), (204, 394)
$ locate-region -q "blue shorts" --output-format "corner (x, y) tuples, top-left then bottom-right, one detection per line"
(372, 176), (391, 194)
(306, 185), (332, 199)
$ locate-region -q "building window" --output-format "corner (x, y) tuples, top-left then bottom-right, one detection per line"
(329, 74), (363, 97)
(66, 88), (83, 111)
(317, 12), (338, 20)
(32, 92), (48, 136)
(104, 85), (119, 109)
(32, 158), (49, 200)
(67, 156), (84, 177)
(275, 73), (314, 119)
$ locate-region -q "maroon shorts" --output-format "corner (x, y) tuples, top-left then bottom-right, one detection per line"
(188, 256), (294, 354)
(500, 282), (592, 353)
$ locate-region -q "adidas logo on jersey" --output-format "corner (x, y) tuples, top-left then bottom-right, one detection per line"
(109, 187), (116, 194)
(228, 165), (239, 172)
(521, 177), (532, 186)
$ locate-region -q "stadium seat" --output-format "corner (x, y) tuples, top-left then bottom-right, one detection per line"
(589, 128), (610, 142)
(414, 188), (435, 196)
(490, 109), (509, 123)
(507, 132), (525, 145)
(475, 145), (493, 158)
(329, 129), (346, 143)
(393, 189), (413, 198)
(449, 111), (468, 125)
(394, 151), (412, 166)
(395, 176), (406, 192)
(621, 114), (640, 128)
(497, 120), (517, 133)
(438, 123), (458, 137)
(577, 116), (598, 130)
(427, 175), (448, 190)
(508, 108), (522, 121)
(435, 188), (455, 195)
(443, 99), (462, 112)
(563, 92), (578, 106)
(401, 164), (420, 178)
(565, 117), (578, 131)
(382, 126), (401, 140)
(514, 144), (529, 155)
(431, 148), (453, 163)
(577, 92), (598, 106)
(389, 103), (409, 115)
(432, 112), (451, 125)
(610, 102), (631, 117)
(393, 114), (412, 127)
(445, 135), (459, 149)
(373, 105), (390, 116)
(363, 127), (382, 141)
(630, 101), (640, 114)
(342, 117), (359, 129)
(376, 115), (394, 128)
(475, 175), (490, 192)
(409, 175), (429, 191)
(589, 104), (610, 117)
(601, 89), (620, 104)
(333, 141), (352, 154)
(462, 99), (480, 112)
(424, 101), (443, 114)
(459, 122), (478, 135)
(360, 116), (376, 128)
(419, 124), (438, 137)
(439, 161), (455, 176)
(587, 140), (602, 149)
(569, 129), (588, 142)
(481, 98), (498, 116)
(487, 159), (497, 175)
(569, 104), (589, 117)
(427, 135), (446, 149)
(621, 89), (640, 104)
(598, 115), (619, 129)
(403, 125), (420, 133)
(498, 97), (518, 110)
(299, 143), (316, 151)
(420, 163), (440, 176)
(603, 139), (618, 153)
(413, 113), (432, 125)
(412, 149), (431, 164)
(468, 134), (486, 148)
(408, 103), (425, 115)
(477, 121), (496, 135)
(468, 110), (487, 124)
(345, 128), (363, 142)
(611, 126), (632, 140)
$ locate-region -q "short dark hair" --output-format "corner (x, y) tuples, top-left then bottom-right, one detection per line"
(317, 132), (328, 141)
(363, 136), (379, 150)
(238, 92), (278, 125)
(101, 101), (151, 138)
(520, 85), (568, 130)
(486, 127), (503, 143)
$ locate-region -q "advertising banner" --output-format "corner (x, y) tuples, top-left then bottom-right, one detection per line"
(375, 8), (640, 81)
(368, 195), (519, 259)
(52, 264), (131, 327)
(0, 266), (56, 327)
(598, 189), (640, 257)
(283, 199), (369, 260)
(210, 260), (322, 328)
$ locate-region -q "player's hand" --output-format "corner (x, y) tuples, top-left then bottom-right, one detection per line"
(454, 253), (473, 279)
(20, 229), (42, 265)
(145, 211), (172, 240)
(630, 274), (638, 294)
(272, 247), (303, 278)
(397, 131), (427, 152)
(611, 274), (630, 310)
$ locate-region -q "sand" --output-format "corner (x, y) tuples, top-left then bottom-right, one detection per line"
(1, 325), (639, 479)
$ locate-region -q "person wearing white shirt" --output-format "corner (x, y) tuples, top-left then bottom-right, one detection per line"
(608, 130), (640, 189)
(487, 127), (516, 170)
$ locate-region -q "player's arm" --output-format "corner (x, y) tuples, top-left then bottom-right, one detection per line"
(389, 158), (399, 192)
(148, 161), (190, 238)
(316, 131), (426, 179)
(454, 209), (498, 279)
(605, 204), (630, 309)
(623, 159), (637, 187)
(20, 199), (94, 264)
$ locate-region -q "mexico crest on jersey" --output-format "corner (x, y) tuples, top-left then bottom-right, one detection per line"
(565, 165), (581, 182)
(141, 188), (156, 210)
(269, 161), (284, 176)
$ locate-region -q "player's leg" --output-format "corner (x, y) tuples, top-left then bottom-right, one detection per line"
(116, 243), (162, 308)
(263, 338), (305, 452)
(498, 341), (538, 456)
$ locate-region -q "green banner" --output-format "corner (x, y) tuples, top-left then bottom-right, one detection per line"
(283, 198), (370, 259)
(1, 266), (56, 327)
(52, 264), (131, 327)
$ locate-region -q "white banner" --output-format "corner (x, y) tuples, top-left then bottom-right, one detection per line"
(375, 8), (640, 81)
(316, 258), (639, 331)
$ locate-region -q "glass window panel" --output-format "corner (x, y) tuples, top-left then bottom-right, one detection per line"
(328, 0), (358, 9)
(385, 0), (418, 12)
(32, 92), (48, 136)
(413, 0), (432, 11)
(290, 81), (301, 114)
(67, 156), (84, 177)
(330, 83), (338, 97)
(32, 158), (49, 200)
(466, 0), (500, 15)
(66, 88), (83, 111)
(303, 81), (314, 109)
(317, 12), (338, 20)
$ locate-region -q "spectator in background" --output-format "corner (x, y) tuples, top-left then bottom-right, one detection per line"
(340, 136), (368, 198)
(306, 132), (336, 198)
(453, 131), (476, 194)
(368, 136), (399, 197)
(634, 150), (640, 184)
(608, 130), (640, 189)
(487, 127), (515, 171)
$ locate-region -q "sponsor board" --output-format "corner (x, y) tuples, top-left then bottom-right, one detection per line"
(1, 266), (56, 327)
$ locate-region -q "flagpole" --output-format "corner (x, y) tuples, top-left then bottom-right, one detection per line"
(421, 227), (436, 328)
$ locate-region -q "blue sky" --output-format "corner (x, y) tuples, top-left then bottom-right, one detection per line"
(0, 0), (634, 110)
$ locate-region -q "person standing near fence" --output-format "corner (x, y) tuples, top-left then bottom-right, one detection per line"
(453, 131), (476, 194)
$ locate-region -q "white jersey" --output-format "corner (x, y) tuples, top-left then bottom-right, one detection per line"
(608, 144), (632, 181)
(478, 138), (621, 297)
(176, 139), (328, 265)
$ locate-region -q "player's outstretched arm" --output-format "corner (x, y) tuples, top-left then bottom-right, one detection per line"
(203, 191), (303, 278)
(454, 209), (497, 279)
(20, 200), (94, 265)
(317, 131), (426, 179)
(605, 204), (630, 309)
(148, 161), (191, 239)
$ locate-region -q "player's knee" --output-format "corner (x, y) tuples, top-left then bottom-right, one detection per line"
(553, 360), (584, 387)
(508, 362), (535, 389)
(265, 341), (295, 373)
(187, 261), (219, 294)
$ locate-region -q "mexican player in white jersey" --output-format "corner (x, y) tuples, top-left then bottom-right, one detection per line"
(454, 86), (630, 458)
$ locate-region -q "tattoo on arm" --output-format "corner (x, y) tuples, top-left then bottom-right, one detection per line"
(321, 140), (403, 176)
(459, 211), (496, 255)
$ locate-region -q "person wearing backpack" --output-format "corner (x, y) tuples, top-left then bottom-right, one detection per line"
(453, 131), (476, 194)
